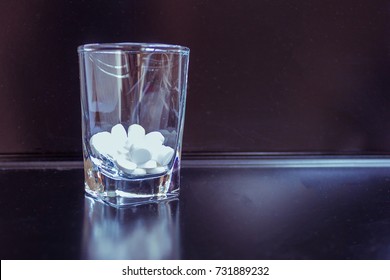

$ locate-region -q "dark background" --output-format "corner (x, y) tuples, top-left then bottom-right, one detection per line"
(1, 1), (390, 261)
(1, 0), (390, 157)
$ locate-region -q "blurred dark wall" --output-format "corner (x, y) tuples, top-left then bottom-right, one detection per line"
(1, 0), (390, 157)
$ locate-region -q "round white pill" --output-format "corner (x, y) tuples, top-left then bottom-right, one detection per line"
(130, 144), (152, 164)
(131, 168), (147, 176)
(126, 124), (145, 149)
(90, 131), (115, 157)
(128, 124), (145, 141)
(146, 166), (167, 174)
(116, 146), (130, 157)
(124, 139), (134, 150)
(156, 146), (175, 166)
(144, 141), (163, 160)
(115, 157), (137, 174)
(137, 160), (157, 169)
(145, 131), (165, 145)
(111, 124), (127, 145)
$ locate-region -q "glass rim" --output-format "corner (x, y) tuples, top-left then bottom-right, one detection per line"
(77, 42), (190, 54)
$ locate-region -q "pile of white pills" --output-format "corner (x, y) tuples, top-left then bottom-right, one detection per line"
(90, 124), (175, 176)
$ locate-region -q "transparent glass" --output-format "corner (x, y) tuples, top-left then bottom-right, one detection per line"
(78, 43), (190, 207)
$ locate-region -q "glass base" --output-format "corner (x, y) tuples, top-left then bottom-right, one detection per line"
(84, 157), (180, 208)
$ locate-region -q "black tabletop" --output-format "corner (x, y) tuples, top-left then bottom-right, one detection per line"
(1, 159), (390, 260)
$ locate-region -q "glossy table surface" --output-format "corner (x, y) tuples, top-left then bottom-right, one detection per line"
(1, 158), (390, 260)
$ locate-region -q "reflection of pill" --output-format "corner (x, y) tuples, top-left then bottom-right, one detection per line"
(131, 168), (147, 175)
(146, 166), (167, 174)
(90, 131), (115, 157)
(160, 129), (177, 146)
(111, 124), (127, 145)
(137, 160), (157, 169)
(156, 146), (175, 166)
(115, 157), (137, 173)
(145, 131), (165, 144)
(130, 145), (152, 164)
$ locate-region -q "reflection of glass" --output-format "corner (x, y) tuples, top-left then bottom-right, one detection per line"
(81, 195), (180, 259)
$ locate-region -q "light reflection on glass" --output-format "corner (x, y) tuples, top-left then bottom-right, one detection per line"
(82, 196), (180, 259)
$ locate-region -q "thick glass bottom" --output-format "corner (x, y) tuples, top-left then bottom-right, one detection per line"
(84, 157), (180, 207)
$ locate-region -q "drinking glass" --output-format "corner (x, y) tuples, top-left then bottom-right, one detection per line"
(78, 43), (190, 207)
